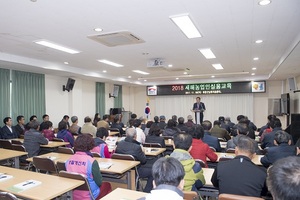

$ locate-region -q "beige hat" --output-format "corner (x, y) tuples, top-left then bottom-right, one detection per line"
(187, 115), (193, 120)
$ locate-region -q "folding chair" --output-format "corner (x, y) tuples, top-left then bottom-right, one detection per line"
(32, 156), (58, 174)
(183, 191), (201, 200)
(91, 152), (102, 158)
(53, 137), (65, 142)
(0, 192), (18, 200)
(143, 143), (162, 148)
(225, 148), (235, 153)
(11, 144), (33, 170)
(57, 147), (74, 154)
(11, 140), (23, 145)
(0, 139), (12, 149)
(56, 161), (67, 172)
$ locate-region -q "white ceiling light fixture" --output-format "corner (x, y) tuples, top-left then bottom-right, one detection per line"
(211, 75), (215, 78)
(128, 76), (131, 78)
(144, 80), (147, 82)
(98, 59), (123, 67)
(212, 64), (224, 70)
(94, 28), (103, 32)
(251, 73), (255, 75)
(176, 77), (179, 80)
(102, 70), (107, 73)
(255, 40), (263, 44)
(132, 70), (149, 75)
(168, 64), (173, 67)
(258, 0), (271, 6)
(199, 48), (216, 59)
(34, 40), (80, 54)
(252, 67), (257, 70)
(63, 62), (69, 65)
(170, 14), (202, 39)
(253, 57), (259, 61)
(183, 72), (188, 75)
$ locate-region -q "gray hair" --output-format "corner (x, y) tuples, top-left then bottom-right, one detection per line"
(236, 135), (256, 154)
(71, 116), (78, 123)
(126, 127), (137, 138)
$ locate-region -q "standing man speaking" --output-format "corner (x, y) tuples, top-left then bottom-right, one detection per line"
(192, 97), (206, 125)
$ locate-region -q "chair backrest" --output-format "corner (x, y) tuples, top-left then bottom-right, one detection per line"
(11, 144), (26, 152)
(226, 148), (235, 153)
(143, 143), (162, 148)
(53, 137), (65, 142)
(195, 159), (206, 168)
(0, 192), (18, 200)
(111, 153), (135, 161)
(32, 156), (58, 174)
(0, 139), (12, 149)
(59, 170), (95, 200)
(183, 191), (200, 200)
(218, 193), (264, 200)
(57, 147), (74, 154)
(91, 152), (102, 158)
(56, 161), (67, 172)
(209, 146), (217, 152)
(11, 140), (23, 145)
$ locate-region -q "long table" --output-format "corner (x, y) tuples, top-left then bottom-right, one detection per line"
(11, 138), (70, 148)
(214, 152), (263, 165)
(26, 152), (140, 189)
(101, 187), (146, 200)
(0, 148), (28, 168)
(0, 166), (83, 200)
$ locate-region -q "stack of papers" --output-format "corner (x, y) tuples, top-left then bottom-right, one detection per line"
(0, 173), (13, 182)
(47, 156), (57, 160)
(99, 162), (113, 169)
(11, 180), (41, 192)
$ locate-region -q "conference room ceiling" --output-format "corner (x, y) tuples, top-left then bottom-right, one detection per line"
(0, 0), (300, 86)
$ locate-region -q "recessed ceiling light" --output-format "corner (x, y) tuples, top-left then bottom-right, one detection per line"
(170, 14), (202, 39)
(199, 48), (216, 59)
(168, 64), (173, 67)
(64, 62), (69, 65)
(183, 72), (188, 75)
(34, 40), (80, 54)
(252, 67), (257, 70)
(102, 70), (107, 73)
(132, 70), (149, 75)
(176, 77), (179, 80)
(211, 75), (215, 78)
(253, 57), (259, 61)
(98, 59), (123, 67)
(258, 0), (271, 6)
(251, 73), (255, 75)
(144, 80), (147, 82)
(128, 76), (131, 78)
(94, 28), (103, 32)
(212, 64), (224, 70)
(255, 40), (263, 44)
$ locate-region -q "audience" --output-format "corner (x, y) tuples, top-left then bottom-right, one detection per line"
(1, 117), (18, 139)
(261, 118), (282, 149)
(158, 115), (167, 130)
(81, 116), (97, 137)
(210, 120), (231, 141)
(219, 116), (230, 132)
(91, 127), (111, 158)
(39, 114), (49, 131)
(189, 125), (218, 167)
(14, 115), (25, 137)
(25, 115), (37, 130)
(267, 156), (300, 200)
(177, 117), (188, 133)
(139, 157), (185, 200)
(93, 113), (101, 127)
(145, 125), (165, 148)
(134, 119), (146, 144)
(202, 120), (221, 152)
(153, 116), (159, 126)
(172, 115), (178, 126)
(140, 117), (147, 131)
(170, 132), (205, 191)
(163, 119), (180, 137)
(211, 135), (267, 197)
(57, 121), (74, 148)
(258, 114), (276, 136)
(184, 115), (195, 128)
(61, 115), (70, 129)
(224, 117), (235, 131)
(69, 116), (81, 135)
(42, 121), (55, 141)
(66, 134), (111, 199)
(115, 128), (153, 193)
(260, 130), (296, 168)
(23, 120), (48, 157)
(144, 121), (154, 136)
(97, 114), (109, 130)
(111, 114), (125, 136)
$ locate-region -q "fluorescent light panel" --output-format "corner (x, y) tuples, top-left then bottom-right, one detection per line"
(34, 40), (80, 54)
(199, 48), (216, 59)
(170, 14), (202, 39)
(212, 64), (224, 70)
(132, 70), (149, 75)
(98, 59), (123, 67)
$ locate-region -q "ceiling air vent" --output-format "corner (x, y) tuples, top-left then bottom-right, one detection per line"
(87, 31), (145, 47)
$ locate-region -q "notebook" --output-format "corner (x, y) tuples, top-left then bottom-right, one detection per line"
(9, 180), (41, 192)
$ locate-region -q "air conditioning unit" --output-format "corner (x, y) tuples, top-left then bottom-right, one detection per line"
(147, 59), (165, 68)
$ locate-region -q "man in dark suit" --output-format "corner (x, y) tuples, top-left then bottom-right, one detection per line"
(261, 118), (282, 149)
(202, 120), (221, 152)
(14, 115), (25, 137)
(115, 128), (153, 193)
(211, 135), (267, 197)
(1, 117), (18, 139)
(192, 97), (206, 124)
(260, 130), (296, 168)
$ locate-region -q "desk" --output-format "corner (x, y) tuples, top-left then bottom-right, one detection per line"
(11, 139), (69, 148)
(0, 149), (28, 168)
(215, 153), (263, 165)
(0, 166), (83, 200)
(101, 187), (146, 200)
(109, 131), (120, 136)
(27, 152), (140, 189)
(164, 139), (173, 146)
(144, 147), (166, 156)
(200, 168), (219, 197)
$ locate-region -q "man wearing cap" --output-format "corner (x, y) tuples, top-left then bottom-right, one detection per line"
(185, 115), (195, 128)
(192, 97), (206, 125)
(158, 115), (167, 130)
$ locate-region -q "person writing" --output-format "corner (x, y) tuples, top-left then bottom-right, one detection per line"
(192, 97), (206, 124)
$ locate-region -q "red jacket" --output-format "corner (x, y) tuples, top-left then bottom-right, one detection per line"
(190, 138), (218, 167)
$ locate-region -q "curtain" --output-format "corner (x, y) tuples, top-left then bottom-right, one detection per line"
(0, 68), (10, 122)
(114, 84), (123, 109)
(11, 70), (46, 123)
(96, 82), (106, 117)
(154, 93), (254, 124)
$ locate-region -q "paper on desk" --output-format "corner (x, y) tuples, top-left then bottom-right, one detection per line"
(47, 156), (56, 160)
(0, 174), (13, 182)
(9, 180), (41, 193)
(99, 162), (113, 169)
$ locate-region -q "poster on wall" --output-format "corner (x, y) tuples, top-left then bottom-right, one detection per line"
(147, 81), (266, 96)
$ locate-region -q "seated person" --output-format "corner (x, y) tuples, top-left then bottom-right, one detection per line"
(189, 125), (218, 167)
(57, 121), (74, 148)
(210, 120), (231, 141)
(23, 120), (48, 157)
(69, 116), (81, 135)
(81, 116), (97, 137)
(177, 117), (189, 133)
(145, 125), (166, 148)
(202, 120), (222, 152)
(134, 119), (146, 144)
(111, 114), (125, 136)
(115, 128), (153, 193)
(144, 121), (154, 136)
(261, 118), (282, 149)
(91, 127), (111, 158)
(260, 130), (296, 168)
(96, 114), (109, 130)
(14, 115), (26, 137)
(158, 115), (167, 130)
(1, 117), (18, 139)
(66, 134), (111, 199)
(163, 119), (180, 137)
(42, 121), (55, 141)
(267, 156), (300, 200)
(140, 157), (185, 200)
(211, 135), (267, 197)
(170, 132), (205, 191)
